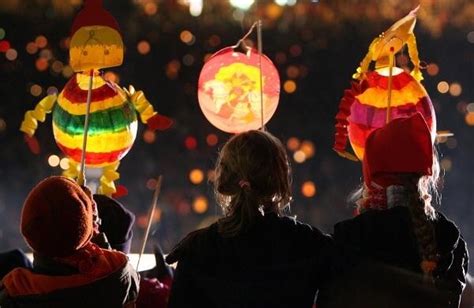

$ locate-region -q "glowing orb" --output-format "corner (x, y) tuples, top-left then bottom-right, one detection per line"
(347, 69), (436, 160)
(198, 47), (280, 133)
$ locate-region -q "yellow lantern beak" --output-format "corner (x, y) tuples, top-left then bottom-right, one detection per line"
(371, 6), (419, 64)
(69, 25), (123, 72)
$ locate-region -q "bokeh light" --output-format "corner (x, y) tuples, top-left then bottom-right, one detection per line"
(300, 140), (315, 158)
(229, 0), (254, 10)
(437, 81), (449, 94)
(137, 40), (151, 55)
(0, 28), (5, 40)
(5, 48), (17, 61)
(449, 82), (462, 97)
(30, 84), (42, 96)
(35, 58), (49, 71)
(180, 30), (195, 45)
(426, 63), (439, 76)
(59, 157), (70, 170)
(0, 40), (11, 52)
(283, 80), (297, 93)
(144, 2), (158, 15)
(185, 136), (197, 150)
(192, 196), (208, 214)
(301, 181), (316, 197)
(143, 130), (156, 143)
(206, 134), (218, 146)
(35, 35), (47, 48)
(286, 137), (300, 151)
(465, 112), (474, 126)
(26, 42), (38, 54)
(189, 169), (204, 184)
(440, 158), (452, 172)
(293, 150), (306, 163)
(48, 155), (60, 167)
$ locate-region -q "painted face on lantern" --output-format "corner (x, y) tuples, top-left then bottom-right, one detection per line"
(69, 25), (123, 72)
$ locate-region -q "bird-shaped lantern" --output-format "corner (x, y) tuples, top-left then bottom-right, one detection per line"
(20, 0), (172, 196)
(333, 7), (436, 161)
(197, 22), (280, 133)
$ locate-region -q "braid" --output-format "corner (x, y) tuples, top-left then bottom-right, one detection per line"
(352, 37), (380, 80)
(407, 33), (424, 82)
(407, 195), (438, 280)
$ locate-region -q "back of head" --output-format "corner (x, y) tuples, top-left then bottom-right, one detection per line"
(21, 176), (94, 258)
(215, 130), (291, 237)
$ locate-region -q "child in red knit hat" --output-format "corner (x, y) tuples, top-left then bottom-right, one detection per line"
(0, 176), (139, 308)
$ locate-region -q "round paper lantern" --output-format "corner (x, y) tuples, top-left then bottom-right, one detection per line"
(198, 47), (280, 133)
(52, 72), (137, 167)
(347, 69), (436, 160)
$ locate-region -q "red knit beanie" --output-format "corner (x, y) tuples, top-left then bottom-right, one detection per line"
(21, 176), (94, 258)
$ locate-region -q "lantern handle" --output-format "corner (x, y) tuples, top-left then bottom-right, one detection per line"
(231, 21), (259, 51)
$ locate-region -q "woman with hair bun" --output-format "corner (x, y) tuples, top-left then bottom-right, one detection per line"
(166, 130), (333, 307)
(318, 113), (469, 308)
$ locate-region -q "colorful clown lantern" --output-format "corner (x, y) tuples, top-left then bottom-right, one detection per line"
(20, 0), (172, 196)
(333, 6), (436, 161)
(198, 46), (280, 133)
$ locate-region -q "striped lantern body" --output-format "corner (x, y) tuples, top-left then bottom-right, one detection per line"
(348, 70), (436, 160)
(52, 73), (137, 167)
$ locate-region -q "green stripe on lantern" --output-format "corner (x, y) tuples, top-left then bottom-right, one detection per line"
(52, 101), (137, 136)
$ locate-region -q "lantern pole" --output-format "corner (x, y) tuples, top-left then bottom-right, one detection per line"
(257, 20), (264, 131)
(386, 48), (395, 124)
(137, 175), (163, 271)
(77, 69), (94, 186)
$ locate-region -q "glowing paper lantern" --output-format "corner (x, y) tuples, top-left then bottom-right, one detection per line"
(198, 47), (280, 133)
(20, 0), (172, 196)
(333, 7), (436, 161)
(345, 70), (436, 160)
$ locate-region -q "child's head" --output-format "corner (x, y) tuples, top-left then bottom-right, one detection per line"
(21, 176), (94, 258)
(214, 130), (292, 236)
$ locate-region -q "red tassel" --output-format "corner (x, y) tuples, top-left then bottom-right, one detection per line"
(112, 185), (128, 198)
(24, 134), (41, 155)
(147, 114), (174, 131)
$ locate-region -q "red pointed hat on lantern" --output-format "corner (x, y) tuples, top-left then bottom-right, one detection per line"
(70, 0), (120, 35)
(362, 112), (433, 188)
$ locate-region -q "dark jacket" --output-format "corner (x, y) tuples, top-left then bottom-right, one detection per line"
(0, 250), (139, 308)
(166, 213), (334, 308)
(317, 206), (468, 308)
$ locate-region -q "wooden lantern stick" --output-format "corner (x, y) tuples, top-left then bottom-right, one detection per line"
(77, 70), (94, 186)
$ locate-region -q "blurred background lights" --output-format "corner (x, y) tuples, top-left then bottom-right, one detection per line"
(286, 137), (300, 151)
(35, 35), (47, 48)
(184, 136), (197, 150)
(301, 181), (316, 198)
(189, 169), (204, 184)
(449, 82), (462, 97)
(0, 40), (11, 52)
(426, 63), (439, 76)
(47, 155), (60, 167)
(59, 157), (70, 170)
(180, 30), (195, 45)
(188, 0), (203, 16)
(229, 0), (254, 10)
(465, 112), (474, 126)
(293, 150), (306, 163)
(137, 40), (151, 55)
(5, 48), (17, 61)
(300, 140), (315, 158)
(206, 134), (218, 146)
(283, 80), (297, 93)
(26, 42), (38, 54)
(0, 28), (5, 40)
(143, 129), (156, 143)
(275, 0), (297, 6)
(30, 84), (42, 97)
(192, 196), (208, 214)
(467, 31), (474, 44)
(144, 2), (158, 15)
(35, 58), (49, 71)
(440, 158), (452, 172)
(437, 81), (449, 94)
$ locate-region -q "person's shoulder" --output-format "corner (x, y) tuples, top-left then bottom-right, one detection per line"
(165, 223), (218, 264)
(277, 215), (332, 245)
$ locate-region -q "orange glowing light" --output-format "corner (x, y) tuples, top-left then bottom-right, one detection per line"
(301, 181), (316, 197)
(189, 169), (205, 184)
